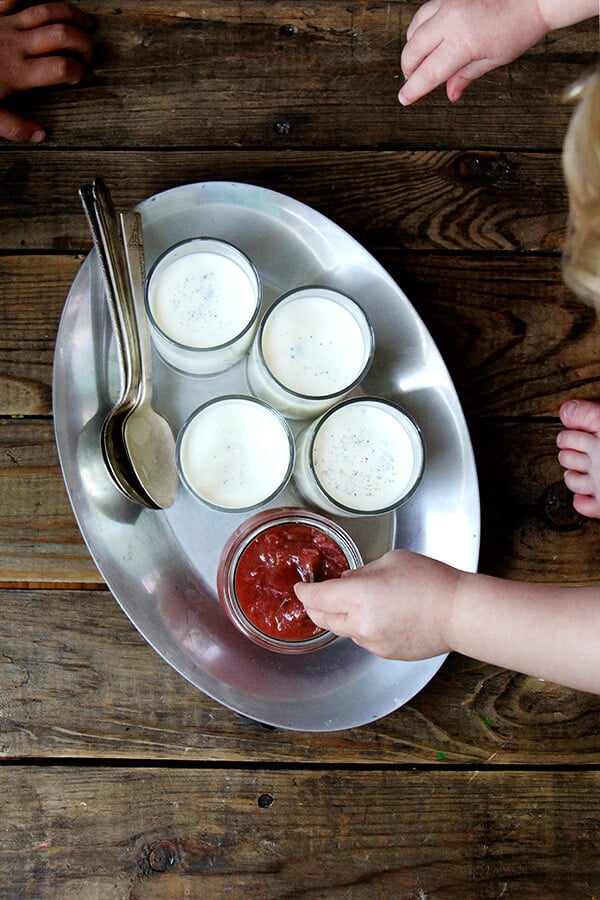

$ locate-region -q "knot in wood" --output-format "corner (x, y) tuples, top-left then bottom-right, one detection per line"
(148, 839), (177, 873)
(453, 151), (512, 187)
(540, 480), (585, 531)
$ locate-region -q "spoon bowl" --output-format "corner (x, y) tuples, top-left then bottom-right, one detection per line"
(100, 404), (160, 508)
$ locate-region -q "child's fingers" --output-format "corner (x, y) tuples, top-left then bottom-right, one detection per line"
(564, 469), (594, 497)
(571, 492), (600, 518)
(14, 2), (95, 33)
(446, 50), (506, 101)
(399, 41), (462, 105)
(558, 447), (590, 474)
(445, 71), (473, 102)
(401, 19), (440, 79)
(15, 54), (87, 91)
(405, 0), (441, 43)
(0, 105), (45, 143)
(302, 605), (349, 636)
(294, 578), (350, 616)
(296, 577), (362, 633)
(557, 428), (596, 456)
(559, 399), (600, 433)
(22, 22), (94, 64)
(0, 0), (21, 14)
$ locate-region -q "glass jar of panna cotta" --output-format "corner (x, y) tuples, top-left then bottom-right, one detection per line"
(176, 395), (295, 512)
(217, 507), (363, 653)
(145, 237), (262, 375)
(294, 397), (425, 517)
(246, 286), (374, 419)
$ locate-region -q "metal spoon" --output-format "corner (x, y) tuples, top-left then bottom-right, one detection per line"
(79, 181), (156, 507)
(119, 208), (179, 509)
(79, 178), (177, 509)
(92, 179), (178, 510)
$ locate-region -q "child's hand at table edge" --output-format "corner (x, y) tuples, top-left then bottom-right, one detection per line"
(399, 0), (597, 106)
(0, 0), (95, 143)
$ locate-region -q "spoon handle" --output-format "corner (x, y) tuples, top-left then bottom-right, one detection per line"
(79, 178), (142, 406)
(120, 210), (154, 404)
(79, 183), (130, 407)
(92, 177), (144, 403)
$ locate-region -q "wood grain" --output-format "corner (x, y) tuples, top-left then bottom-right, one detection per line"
(1, 589), (600, 764)
(0, 150), (569, 252)
(0, 1), (598, 891)
(11, 2), (595, 149)
(1, 766), (599, 897)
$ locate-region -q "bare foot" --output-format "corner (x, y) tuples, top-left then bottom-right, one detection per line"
(557, 399), (600, 518)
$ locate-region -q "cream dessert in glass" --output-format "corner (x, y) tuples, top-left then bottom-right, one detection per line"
(145, 237), (261, 375)
(294, 397), (425, 517)
(177, 395), (295, 512)
(246, 286), (374, 419)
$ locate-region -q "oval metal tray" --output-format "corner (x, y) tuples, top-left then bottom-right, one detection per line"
(53, 182), (480, 732)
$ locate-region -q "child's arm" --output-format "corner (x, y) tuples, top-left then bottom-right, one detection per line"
(399, 0), (598, 106)
(295, 549), (600, 694)
(0, 0), (94, 143)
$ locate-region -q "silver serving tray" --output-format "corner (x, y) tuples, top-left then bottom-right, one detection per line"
(53, 182), (480, 732)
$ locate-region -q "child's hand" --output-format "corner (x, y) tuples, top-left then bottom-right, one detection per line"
(0, 0), (94, 143)
(399, 0), (549, 105)
(294, 549), (461, 660)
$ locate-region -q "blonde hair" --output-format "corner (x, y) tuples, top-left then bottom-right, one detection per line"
(561, 67), (600, 306)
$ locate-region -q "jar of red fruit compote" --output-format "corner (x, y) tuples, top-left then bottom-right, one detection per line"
(217, 507), (363, 653)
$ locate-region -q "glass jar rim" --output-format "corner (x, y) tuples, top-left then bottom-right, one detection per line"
(255, 285), (374, 401)
(176, 395), (295, 513)
(306, 396), (426, 516)
(217, 507), (363, 652)
(145, 236), (262, 353)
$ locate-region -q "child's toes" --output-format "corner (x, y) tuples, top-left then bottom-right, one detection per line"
(571, 492), (600, 519)
(559, 399), (600, 434)
(558, 447), (589, 473)
(557, 427), (597, 455)
(564, 469), (594, 497)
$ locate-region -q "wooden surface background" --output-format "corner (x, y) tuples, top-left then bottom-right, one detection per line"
(1, 2), (599, 896)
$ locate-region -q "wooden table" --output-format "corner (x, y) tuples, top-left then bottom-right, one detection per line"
(1, 2), (599, 896)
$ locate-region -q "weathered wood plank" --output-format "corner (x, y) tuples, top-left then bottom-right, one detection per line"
(389, 253), (600, 418)
(0, 421), (102, 587)
(0, 1), (596, 890)
(1, 587), (600, 764)
(0, 766), (599, 897)
(0, 149), (568, 252)
(0, 256), (82, 414)
(12, 2), (595, 149)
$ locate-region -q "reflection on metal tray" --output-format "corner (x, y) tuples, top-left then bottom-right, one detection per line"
(53, 182), (480, 732)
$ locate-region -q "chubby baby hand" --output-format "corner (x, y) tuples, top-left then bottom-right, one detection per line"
(295, 549), (460, 660)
